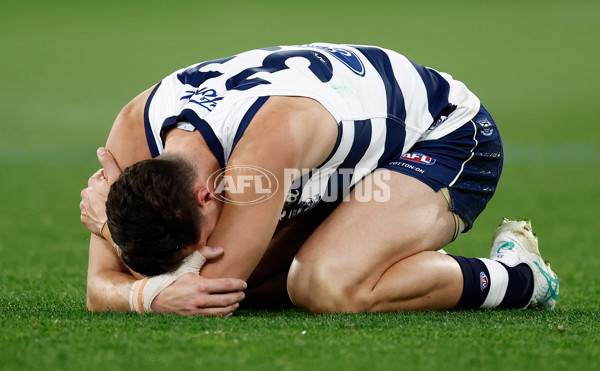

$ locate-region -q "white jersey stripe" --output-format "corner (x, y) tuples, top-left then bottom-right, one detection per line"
(390, 53), (434, 150)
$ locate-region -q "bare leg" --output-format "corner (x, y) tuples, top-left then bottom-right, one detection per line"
(366, 251), (462, 312)
(243, 201), (338, 309)
(242, 271), (292, 309)
(287, 171), (462, 313)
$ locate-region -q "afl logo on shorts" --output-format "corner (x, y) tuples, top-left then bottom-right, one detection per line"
(401, 152), (436, 165)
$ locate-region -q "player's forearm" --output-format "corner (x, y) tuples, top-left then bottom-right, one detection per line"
(86, 233), (136, 312)
(198, 212), (277, 280)
(86, 269), (135, 312)
(200, 251), (258, 281)
(200, 202), (282, 281)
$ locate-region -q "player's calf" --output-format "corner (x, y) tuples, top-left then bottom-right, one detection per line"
(287, 258), (377, 313)
(287, 251), (461, 313)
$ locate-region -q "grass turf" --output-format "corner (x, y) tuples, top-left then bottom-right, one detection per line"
(1, 0), (599, 370)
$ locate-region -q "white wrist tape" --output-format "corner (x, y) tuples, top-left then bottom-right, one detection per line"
(129, 251), (206, 313)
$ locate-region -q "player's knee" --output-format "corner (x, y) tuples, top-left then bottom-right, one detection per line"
(287, 260), (370, 314)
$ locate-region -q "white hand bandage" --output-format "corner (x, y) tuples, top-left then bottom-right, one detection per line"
(129, 251), (207, 313)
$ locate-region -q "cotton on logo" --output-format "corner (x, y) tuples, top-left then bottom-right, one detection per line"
(207, 166), (279, 205)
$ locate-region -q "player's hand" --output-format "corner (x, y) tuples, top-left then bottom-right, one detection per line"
(79, 147), (122, 236)
(152, 246), (247, 316)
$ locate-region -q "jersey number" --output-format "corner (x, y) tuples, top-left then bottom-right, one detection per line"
(177, 49), (334, 92)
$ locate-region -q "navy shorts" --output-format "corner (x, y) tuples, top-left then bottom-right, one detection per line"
(382, 105), (503, 231)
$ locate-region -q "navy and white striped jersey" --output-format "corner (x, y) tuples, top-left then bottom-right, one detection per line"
(144, 43), (481, 220)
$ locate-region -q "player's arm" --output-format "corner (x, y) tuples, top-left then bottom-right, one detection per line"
(200, 96), (338, 280)
(82, 87), (154, 236)
(83, 86), (246, 314)
(84, 85), (157, 312)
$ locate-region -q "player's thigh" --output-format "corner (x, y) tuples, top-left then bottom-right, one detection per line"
(287, 170), (456, 307)
(246, 200), (338, 295)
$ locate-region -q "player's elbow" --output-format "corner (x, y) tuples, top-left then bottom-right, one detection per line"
(86, 292), (99, 312)
(86, 297), (96, 312)
(85, 283), (107, 313)
(200, 259), (252, 281)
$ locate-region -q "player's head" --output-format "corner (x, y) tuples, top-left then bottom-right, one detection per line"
(106, 154), (218, 276)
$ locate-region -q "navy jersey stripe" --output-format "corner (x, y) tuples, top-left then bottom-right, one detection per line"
(408, 60), (451, 120)
(378, 119), (407, 167)
(178, 109), (226, 168)
(159, 116), (179, 147)
(230, 96), (270, 155)
(328, 120), (373, 198)
(144, 82), (162, 158)
(353, 46), (407, 123)
(340, 120), (373, 170)
(316, 122), (343, 168)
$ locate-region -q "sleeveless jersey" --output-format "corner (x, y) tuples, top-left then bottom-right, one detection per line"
(144, 43), (481, 220)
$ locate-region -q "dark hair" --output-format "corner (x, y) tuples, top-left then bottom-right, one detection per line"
(106, 155), (202, 276)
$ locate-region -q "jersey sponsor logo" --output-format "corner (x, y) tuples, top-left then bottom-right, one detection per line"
(181, 87), (223, 112)
(280, 194), (322, 220)
(401, 152), (436, 165)
(428, 104), (457, 133)
(285, 188), (301, 206)
(310, 45), (366, 76)
(480, 271), (489, 291)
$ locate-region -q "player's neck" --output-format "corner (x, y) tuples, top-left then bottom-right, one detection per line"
(163, 128), (220, 182)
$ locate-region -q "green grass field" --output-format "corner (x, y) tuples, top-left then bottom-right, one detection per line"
(1, 0), (599, 369)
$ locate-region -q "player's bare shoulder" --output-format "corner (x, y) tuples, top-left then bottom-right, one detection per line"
(105, 85), (157, 170)
(235, 96), (339, 171)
